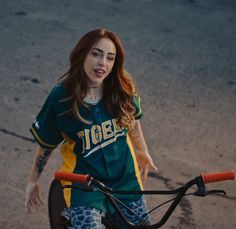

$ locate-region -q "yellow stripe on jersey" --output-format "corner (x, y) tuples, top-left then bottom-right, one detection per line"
(127, 135), (143, 190)
(30, 127), (57, 149)
(60, 141), (77, 208)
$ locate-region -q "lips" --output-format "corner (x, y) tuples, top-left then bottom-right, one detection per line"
(94, 68), (106, 77)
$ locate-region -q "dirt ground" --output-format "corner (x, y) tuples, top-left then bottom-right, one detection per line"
(0, 0), (235, 228)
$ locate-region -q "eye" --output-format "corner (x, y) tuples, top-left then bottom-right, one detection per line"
(91, 50), (102, 57)
(107, 56), (115, 61)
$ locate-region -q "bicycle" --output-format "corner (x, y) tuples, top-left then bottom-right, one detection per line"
(48, 170), (235, 228)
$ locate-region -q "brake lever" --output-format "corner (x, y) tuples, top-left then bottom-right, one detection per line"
(89, 177), (113, 192)
(205, 189), (226, 195)
(194, 177), (226, 196)
(194, 189), (226, 197)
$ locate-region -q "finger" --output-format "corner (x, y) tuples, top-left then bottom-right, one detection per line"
(25, 192), (31, 206)
(33, 197), (43, 211)
(29, 198), (39, 213)
(25, 200), (34, 214)
(139, 168), (143, 175)
(24, 199), (29, 208)
(38, 197), (44, 206)
(147, 157), (158, 171)
(36, 196), (44, 207)
(27, 202), (33, 214)
(28, 199), (35, 213)
(143, 166), (149, 184)
(25, 200), (30, 213)
(25, 197), (31, 213)
(150, 162), (158, 172)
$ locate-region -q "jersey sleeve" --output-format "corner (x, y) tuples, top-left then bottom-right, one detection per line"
(30, 89), (63, 150)
(133, 95), (143, 119)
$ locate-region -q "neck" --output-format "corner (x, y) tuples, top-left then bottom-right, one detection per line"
(87, 85), (103, 97)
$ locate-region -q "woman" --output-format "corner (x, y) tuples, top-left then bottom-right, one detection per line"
(25, 29), (158, 228)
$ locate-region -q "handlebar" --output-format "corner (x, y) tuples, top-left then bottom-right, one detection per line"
(55, 171), (90, 183)
(201, 170), (235, 184)
(55, 170), (235, 185)
(55, 170), (235, 187)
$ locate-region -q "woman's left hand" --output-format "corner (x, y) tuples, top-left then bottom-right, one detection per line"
(135, 151), (158, 184)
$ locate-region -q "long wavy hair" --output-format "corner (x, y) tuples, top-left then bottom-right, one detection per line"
(60, 29), (137, 130)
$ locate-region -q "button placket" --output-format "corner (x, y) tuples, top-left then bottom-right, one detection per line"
(91, 106), (103, 154)
(93, 107), (103, 124)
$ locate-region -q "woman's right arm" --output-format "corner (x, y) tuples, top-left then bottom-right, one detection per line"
(25, 145), (53, 213)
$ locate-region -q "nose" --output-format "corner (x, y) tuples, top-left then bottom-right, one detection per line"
(98, 56), (106, 66)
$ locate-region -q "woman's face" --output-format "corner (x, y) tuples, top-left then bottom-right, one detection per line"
(83, 38), (116, 87)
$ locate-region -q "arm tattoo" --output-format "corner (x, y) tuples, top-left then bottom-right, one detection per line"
(129, 121), (148, 152)
(36, 150), (52, 175)
(130, 122), (140, 138)
(130, 122), (142, 146)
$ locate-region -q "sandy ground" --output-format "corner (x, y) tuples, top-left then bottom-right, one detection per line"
(0, 0), (236, 228)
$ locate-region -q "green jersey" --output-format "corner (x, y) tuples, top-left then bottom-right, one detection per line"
(30, 83), (143, 213)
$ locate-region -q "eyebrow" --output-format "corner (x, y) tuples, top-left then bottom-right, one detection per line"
(92, 48), (116, 56)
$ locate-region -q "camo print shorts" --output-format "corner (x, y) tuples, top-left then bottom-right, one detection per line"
(68, 197), (150, 229)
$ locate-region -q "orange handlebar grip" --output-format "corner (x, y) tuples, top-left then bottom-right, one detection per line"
(201, 170), (235, 184)
(55, 171), (90, 183)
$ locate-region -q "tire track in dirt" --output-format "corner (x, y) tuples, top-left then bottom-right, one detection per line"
(0, 128), (35, 143)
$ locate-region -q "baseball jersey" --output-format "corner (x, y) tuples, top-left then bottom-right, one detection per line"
(30, 83), (143, 213)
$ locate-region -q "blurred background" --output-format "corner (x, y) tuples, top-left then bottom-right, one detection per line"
(0, 0), (235, 228)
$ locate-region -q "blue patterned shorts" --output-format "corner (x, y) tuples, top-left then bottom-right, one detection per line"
(68, 197), (150, 229)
